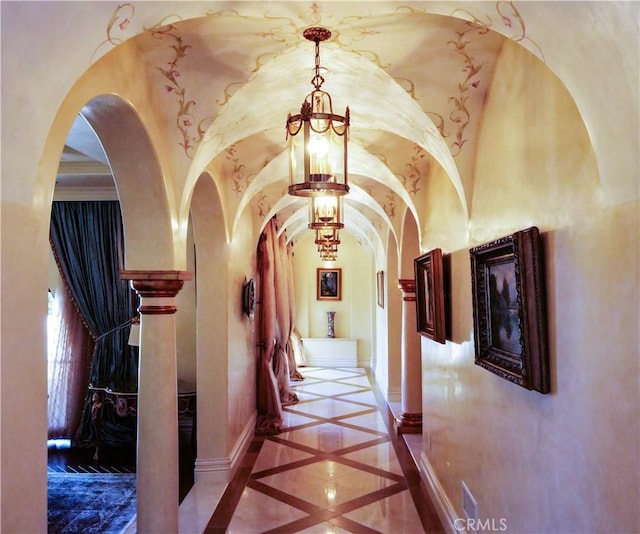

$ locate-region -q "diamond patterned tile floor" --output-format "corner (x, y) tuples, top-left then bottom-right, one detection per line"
(205, 367), (444, 533)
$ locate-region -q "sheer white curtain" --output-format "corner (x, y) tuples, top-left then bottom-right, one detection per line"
(47, 286), (94, 439)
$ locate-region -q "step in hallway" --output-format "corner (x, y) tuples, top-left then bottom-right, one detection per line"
(201, 366), (444, 533)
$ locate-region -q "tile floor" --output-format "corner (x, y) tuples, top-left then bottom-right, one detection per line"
(204, 367), (443, 533)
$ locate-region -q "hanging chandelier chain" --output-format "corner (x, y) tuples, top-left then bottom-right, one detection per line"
(303, 26), (331, 91)
(311, 38), (325, 90)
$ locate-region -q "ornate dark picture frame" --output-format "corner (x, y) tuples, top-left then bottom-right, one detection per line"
(317, 268), (341, 301)
(415, 248), (446, 344)
(376, 270), (385, 308)
(469, 226), (549, 393)
(242, 278), (255, 317)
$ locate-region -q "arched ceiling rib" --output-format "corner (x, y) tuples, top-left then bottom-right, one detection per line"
(232, 140), (420, 243)
(269, 182), (397, 250)
(181, 17), (478, 238)
(284, 205), (383, 259)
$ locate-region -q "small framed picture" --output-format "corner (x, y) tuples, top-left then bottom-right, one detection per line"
(415, 248), (446, 344)
(469, 226), (549, 393)
(317, 268), (341, 301)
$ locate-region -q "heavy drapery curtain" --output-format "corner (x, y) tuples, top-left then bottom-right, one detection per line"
(49, 201), (138, 445)
(256, 218), (301, 435)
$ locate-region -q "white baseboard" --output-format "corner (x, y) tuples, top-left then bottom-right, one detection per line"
(372, 367), (387, 392)
(419, 451), (461, 533)
(193, 410), (257, 484)
(386, 385), (401, 402)
(176, 411), (258, 533)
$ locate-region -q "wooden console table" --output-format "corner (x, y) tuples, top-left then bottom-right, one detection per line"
(301, 338), (358, 367)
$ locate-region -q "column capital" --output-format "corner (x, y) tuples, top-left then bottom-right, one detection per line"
(121, 270), (192, 314)
(121, 270), (192, 297)
(398, 278), (416, 301)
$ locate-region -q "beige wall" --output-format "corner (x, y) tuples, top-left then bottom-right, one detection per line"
(419, 39), (639, 531)
(225, 209), (259, 451)
(176, 222), (197, 384)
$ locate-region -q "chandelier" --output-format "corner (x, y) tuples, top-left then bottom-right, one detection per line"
(317, 239), (339, 261)
(315, 226), (340, 261)
(315, 227), (341, 248)
(286, 27), (349, 198)
(308, 195), (343, 231)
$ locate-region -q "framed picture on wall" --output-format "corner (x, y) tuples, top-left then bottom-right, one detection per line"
(317, 268), (341, 301)
(377, 271), (385, 308)
(469, 226), (550, 393)
(415, 248), (446, 344)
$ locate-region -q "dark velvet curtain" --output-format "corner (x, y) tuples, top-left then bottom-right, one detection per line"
(49, 201), (138, 446)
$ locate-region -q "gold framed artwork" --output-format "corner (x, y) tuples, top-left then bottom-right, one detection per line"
(317, 268), (341, 301)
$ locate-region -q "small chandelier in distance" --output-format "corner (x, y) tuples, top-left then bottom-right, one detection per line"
(318, 239), (339, 261)
(286, 27), (350, 198)
(315, 227), (340, 248)
(308, 195), (344, 231)
(315, 227), (340, 261)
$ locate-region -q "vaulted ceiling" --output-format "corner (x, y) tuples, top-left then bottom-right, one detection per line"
(54, 2), (565, 257)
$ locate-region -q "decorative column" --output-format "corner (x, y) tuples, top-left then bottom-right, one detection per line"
(395, 279), (422, 434)
(121, 270), (192, 534)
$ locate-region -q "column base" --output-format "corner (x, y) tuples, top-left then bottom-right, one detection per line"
(394, 412), (422, 435)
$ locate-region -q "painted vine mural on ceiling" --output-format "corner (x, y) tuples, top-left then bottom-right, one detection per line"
(440, 2), (545, 155)
(255, 193), (269, 218)
(381, 191), (398, 221)
(92, 1), (541, 163)
(90, 3), (135, 64)
(88, 1), (543, 232)
(224, 145), (249, 196)
(400, 2), (544, 158)
(151, 23), (214, 158)
(398, 145), (427, 196)
(451, 1), (545, 62)
(445, 26), (485, 156)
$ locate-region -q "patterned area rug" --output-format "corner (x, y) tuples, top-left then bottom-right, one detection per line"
(48, 472), (136, 533)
